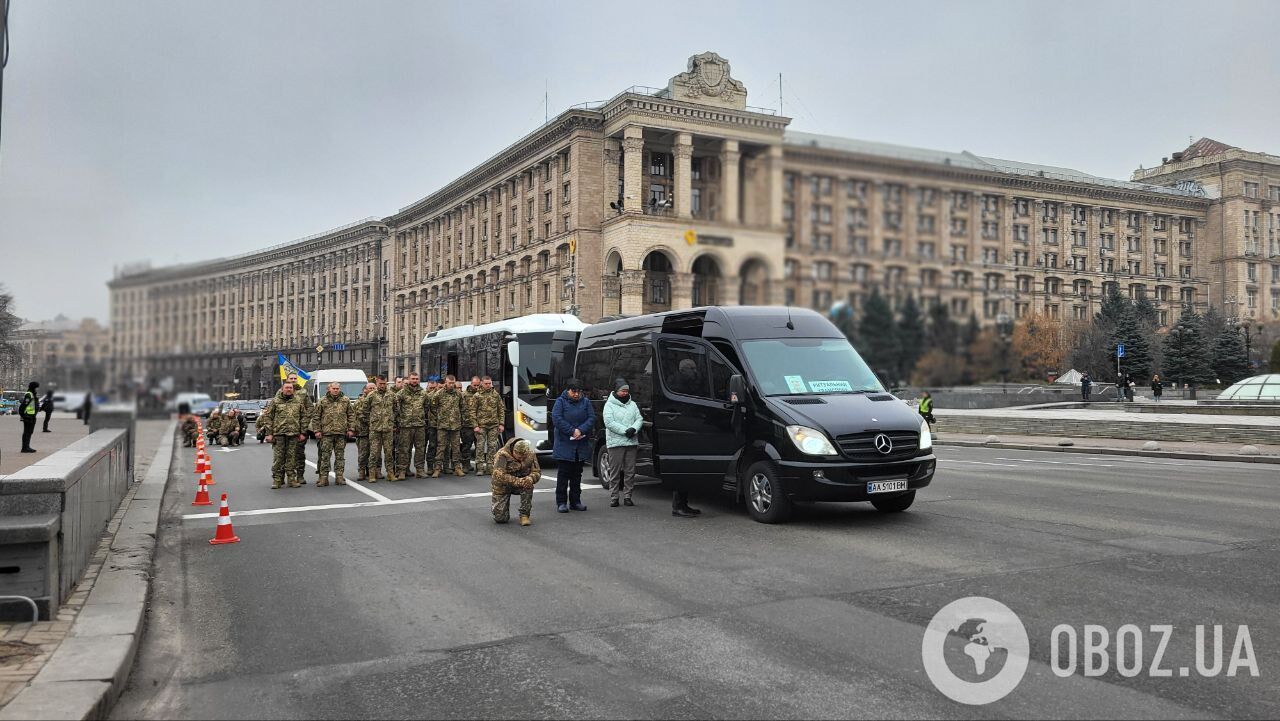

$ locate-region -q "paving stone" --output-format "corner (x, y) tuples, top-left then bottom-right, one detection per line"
(0, 680), (111, 721)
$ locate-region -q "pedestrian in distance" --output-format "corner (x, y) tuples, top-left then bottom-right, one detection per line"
(311, 381), (355, 486)
(603, 377), (642, 507)
(1150, 374), (1163, 403)
(551, 377), (594, 513)
(80, 393), (92, 426)
(40, 390), (53, 432)
(471, 376), (505, 475)
(918, 391), (936, 430)
(490, 438), (541, 526)
(18, 381), (39, 453)
(1080, 372), (1092, 402)
(1124, 373), (1136, 402)
(261, 381), (308, 489)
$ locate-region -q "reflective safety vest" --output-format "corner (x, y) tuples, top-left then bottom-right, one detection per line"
(919, 397), (933, 414)
(21, 391), (37, 417)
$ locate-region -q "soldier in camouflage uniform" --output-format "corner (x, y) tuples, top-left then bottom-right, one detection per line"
(460, 376), (481, 473)
(361, 376), (399, 482)
(353, 382), (376, 481)
(424, 376), (440, 465)
(471, 375), (505, 475)
(310, 382), (355, 486)
(207, 408), (222, 444)
(180, 414), (200, 447)
(430, 375), (466, 477)
(395, 372), (429, 479)
(282, 373), (314, 483)
(261, 382), (308, 488)
(490, 438), (540, 526)
(218, 408), (245, 446)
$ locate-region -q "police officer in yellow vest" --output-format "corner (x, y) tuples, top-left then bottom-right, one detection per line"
(918, 391), (935, 430)
(18, 381), (40, 453)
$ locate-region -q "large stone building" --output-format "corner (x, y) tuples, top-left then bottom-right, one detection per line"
(108, 53), (1275, 393)
(1, 316), (111, 394)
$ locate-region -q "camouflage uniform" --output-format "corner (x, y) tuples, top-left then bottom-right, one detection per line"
(395, 384), (429, 478)
(218, 412), (245, 446)
(460, 385), (479, 472)
(353, 395), (372, 480)
(490, 438), (541, 523)
(181, 415), (199, 446)
(310, 392), (354, 486)
(296, 391), (315, 482)
(471, 387), (504, 475)
(425, 386), (440, 465)
(260, 392), (307, 488)
(430, 387), (466, 476)
(361, 388), (398, 481)
(207, 411), (222, 444)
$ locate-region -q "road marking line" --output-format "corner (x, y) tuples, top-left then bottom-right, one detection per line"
(994, 457), (1115, 467)
(304, 460), (392, 503)
(937, 459), (1022, 468)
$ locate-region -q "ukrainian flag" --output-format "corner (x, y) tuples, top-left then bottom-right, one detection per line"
(277, 353), (311, 389)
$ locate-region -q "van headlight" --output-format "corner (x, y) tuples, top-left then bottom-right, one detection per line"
(786, 425), (838, 456)
(919, 418), (933, 450)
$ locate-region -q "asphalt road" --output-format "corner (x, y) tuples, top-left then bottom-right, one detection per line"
(110, 436), (1279, 719)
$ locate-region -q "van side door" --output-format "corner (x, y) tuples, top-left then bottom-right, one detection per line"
(653, 336), (740, 485)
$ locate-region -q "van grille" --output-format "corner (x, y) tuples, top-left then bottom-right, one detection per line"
(836, 431), (920, 461)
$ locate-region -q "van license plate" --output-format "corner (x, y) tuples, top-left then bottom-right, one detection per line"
(867, 480), (908, 494)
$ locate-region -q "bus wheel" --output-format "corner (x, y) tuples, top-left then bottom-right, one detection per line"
(744, 461), (791, 524)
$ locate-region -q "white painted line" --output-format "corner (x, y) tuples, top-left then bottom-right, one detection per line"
(994, 457), (1115, 467)
(304, 460), (392, 503)
(937, 459), (1022, 468)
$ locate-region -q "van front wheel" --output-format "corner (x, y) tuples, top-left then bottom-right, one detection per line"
(870, 490), (916, 513)
(744, 461), (792, 524)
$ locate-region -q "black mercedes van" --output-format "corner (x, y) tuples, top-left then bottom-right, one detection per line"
(556, 306), (936, 523)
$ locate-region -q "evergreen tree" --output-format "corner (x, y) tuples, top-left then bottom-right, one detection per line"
(1270, 339), (1280, 374)
(0, 286), (19, 370)
(1098, 288), (1131, 326)
(1201, 306), (1227, 347)
(896, 294), (925, 381)
(1161, 309), (1214, 387)
(925, 301), (957, 355)
(858, 288), (901, 385)
(959, 312), (980, 384)
(1133, 295), (1159, 329)
(829, 300), (857, 346)
(1112, 310), (1153, 380)
(1212, 326), (1250, 385)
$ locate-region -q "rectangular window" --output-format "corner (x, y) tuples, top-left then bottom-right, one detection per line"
(691, 188), (702, 215)
(562, 182), (571, 205)
(1244, 181), (1259, 198)
(650, 152), (669, 177)
(691, 158), (703, 180)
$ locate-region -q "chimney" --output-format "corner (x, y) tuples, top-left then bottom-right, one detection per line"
(1172, 152), (1184, 162)
(1162, 157), (1169, 165)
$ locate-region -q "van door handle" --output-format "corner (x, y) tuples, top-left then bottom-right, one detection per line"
(658, 410), (682, 418)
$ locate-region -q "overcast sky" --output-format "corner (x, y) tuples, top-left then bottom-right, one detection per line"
(1, 0), (1277, 322)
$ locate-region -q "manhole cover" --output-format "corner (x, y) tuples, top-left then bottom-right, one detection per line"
(0, 641), (39, 665)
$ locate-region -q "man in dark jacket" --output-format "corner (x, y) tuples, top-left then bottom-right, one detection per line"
(1080, 372), (1092, 402)
(19, 381), (39, 453)
(39, 390), (54, 432)
(551, 378), (594, 513)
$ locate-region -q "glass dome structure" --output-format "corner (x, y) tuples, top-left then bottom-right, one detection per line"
(1216, 374), (1280, 401)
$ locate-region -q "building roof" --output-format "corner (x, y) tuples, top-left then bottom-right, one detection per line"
(1181, 137), (1236, 161)
(784, 131), (1205, 198)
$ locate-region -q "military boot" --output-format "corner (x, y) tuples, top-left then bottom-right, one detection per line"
(271, 479), (283, 490)
(520, 515), (531, 527)
(453, 466), (465, 477)
(335, 478), (346, 485)
(431, 467), (441, 478)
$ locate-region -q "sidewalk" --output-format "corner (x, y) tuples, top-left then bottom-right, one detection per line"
(0, 420), (173, 718)
(936, 431), (1280, 462)
(0, 414), (90, 477)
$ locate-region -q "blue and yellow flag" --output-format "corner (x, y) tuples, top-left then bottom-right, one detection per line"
(277, 353), (311, 389)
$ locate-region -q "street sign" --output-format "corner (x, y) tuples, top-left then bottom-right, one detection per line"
(1116, 344), (1125, 358)
(333, 343), (346, 351)
(315, 345), (324, 354)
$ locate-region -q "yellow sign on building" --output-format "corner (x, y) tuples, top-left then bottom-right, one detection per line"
(684, 229), (698, 246)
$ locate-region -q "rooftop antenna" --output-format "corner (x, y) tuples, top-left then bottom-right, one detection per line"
(544, 79), (549, 123)
(778, 73), (783, 115)
(785, 304), (795, 331)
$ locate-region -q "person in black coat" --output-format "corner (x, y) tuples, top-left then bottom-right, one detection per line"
(40, 390), (54, 432)
(1080, 372), (1092, 402)
(81, 394), (93, 425)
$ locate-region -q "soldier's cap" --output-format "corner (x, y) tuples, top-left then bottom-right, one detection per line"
(513, 440), (532, 456)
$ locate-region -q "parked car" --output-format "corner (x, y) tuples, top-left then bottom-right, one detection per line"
(166, 392), (212, 413)
(0, 390), (21, 415)
(53, 391), (90, 417)
(216, 399), (264, 424)
(192, 400), (220, 419)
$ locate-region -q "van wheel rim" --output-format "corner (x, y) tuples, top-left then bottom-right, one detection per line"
(749, 473), (772, 513)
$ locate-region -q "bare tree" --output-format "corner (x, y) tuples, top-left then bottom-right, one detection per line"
(0, 285), (20, 368)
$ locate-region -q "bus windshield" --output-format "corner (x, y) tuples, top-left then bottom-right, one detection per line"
(515, 332), (554, 405)
(739, 337), (885, 396)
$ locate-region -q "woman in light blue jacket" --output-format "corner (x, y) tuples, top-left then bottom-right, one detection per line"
(602, 378), (643, 507)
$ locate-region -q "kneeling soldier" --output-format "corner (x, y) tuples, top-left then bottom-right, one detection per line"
(490, 438), (540, 526)
(181, 414), (199, 447)
(312, 381), (355, 487)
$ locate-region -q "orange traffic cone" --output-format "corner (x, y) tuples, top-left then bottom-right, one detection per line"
(209, 494), (240, 545)
(194, 448), (208, 474)
(191, 480), (212, 506)
(202, 468), (216, 486)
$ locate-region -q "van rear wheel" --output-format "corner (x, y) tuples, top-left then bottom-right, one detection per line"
(744, 461), (791, 524)
(870, 490), (916, 513)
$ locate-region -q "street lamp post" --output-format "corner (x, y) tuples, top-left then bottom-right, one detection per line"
(996, 311), (1013, 391)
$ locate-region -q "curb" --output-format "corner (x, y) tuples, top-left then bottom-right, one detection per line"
(935, 439), (1280, 464)
(0, 422), (176, 721)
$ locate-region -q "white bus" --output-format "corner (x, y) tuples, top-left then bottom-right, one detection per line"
(420, 313), (588, 455)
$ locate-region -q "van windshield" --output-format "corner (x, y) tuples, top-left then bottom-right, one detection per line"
(740, 338), (884, 396)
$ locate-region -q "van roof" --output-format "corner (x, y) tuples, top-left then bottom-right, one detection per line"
(580, 305), (842, 344)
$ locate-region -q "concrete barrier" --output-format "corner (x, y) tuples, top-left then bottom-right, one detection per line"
(0, 426), (133, 620)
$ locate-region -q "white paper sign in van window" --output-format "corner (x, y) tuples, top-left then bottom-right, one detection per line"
(784, 375), (808, 394)
(808, 380), (853, 393)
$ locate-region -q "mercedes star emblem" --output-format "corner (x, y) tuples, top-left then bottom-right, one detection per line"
(873, 433), (893, 455)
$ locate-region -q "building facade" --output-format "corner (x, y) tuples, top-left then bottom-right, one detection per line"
(1, 316), (111, 394)
(108, 53), (1271, 393)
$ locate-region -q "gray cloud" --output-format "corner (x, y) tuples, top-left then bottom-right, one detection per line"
(1, 0), (1276, 321)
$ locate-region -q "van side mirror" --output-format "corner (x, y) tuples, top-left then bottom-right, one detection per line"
(507, 341), (520, 367)
(728, 374), (746, 405)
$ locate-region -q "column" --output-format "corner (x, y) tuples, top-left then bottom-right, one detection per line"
(674, 132), (693, 219)
(604, 138), (622, 208)
(670, 271), (695, 310)
(767, 143), (784, 228)
(720, 139), (740, 224)
(620, 269), (646, 316)
(622, 126), (644, 213)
